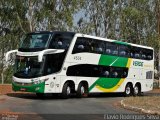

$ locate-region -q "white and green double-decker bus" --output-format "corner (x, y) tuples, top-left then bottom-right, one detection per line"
(6, 31), (154, 98)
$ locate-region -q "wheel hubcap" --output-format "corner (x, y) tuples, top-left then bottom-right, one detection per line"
(126, 87), (131, 95)
(67, 86), (71, 95)
(134, 86), (139, 95)
(81, 86), (85, 95)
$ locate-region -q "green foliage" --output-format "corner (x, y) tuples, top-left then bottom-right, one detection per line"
(0, 0), (81, 84)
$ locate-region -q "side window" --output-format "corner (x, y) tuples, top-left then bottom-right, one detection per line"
(141, 48), (147, 60)
(130, 47), (153, 60)
(105, 42), (118, 56)
(146, 71), (153, 79)
(119, 45), (130, 57)
(66, 64), (97, 77)
(92, 39), (105, 54)
(72, 37), (91, 54)
(145, 49), (153, 60)
(44, 53), (65, 75)
(110, 67), (128, 78)
(49, 34), (72, 50)
(66, 64), (128, 78)
(101, 66), (110, 77)
(131, 47), (141, 59)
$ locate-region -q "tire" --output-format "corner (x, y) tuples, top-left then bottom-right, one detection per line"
(133, 84), (141, 96)
(124, 84), (133, 97)
(36, 93), (44, 98)
(76, 83), (88, 98)
(62, 83), (71, 99)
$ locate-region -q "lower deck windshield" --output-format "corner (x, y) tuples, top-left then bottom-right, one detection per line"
(14, 56), (44, 78)
(14, 53), (65, 78)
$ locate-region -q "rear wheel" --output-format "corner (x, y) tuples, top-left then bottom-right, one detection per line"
(62, 83), (71, 99)
(124, 84), (133, 97)
(134, 84), (141, 96)
(77, 83), (88, 98)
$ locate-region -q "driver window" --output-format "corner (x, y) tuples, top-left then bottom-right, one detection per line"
(44, 53), (65, 75)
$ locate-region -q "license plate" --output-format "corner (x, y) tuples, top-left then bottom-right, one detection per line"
(20, 88), (26, 91)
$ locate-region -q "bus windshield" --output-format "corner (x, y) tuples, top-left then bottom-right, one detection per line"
(14, 53), (66, 78)
(14, 56), (44, 78)
(20, 33), (51, 49)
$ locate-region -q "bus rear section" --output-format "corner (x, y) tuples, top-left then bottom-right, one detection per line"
(64, 34), (154, 97)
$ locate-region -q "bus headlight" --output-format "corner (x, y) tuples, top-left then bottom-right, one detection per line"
(33, 78), (49, 84)
(40, 78), (49, 83)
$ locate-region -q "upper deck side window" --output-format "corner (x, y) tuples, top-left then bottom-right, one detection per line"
(72, 37), (153, 60)
(142, 48), (153, 60)
(105, 42), (118, 55)
(92, 39), (105, 54)
(118, 44), (130, 57)
(131, 46), (153, 60)
(72, 37), (106, 54)
(49, 33), (74, 50)
(72, 37), (92, 54)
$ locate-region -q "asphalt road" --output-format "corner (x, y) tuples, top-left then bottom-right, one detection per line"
(0, 92), (158, 120)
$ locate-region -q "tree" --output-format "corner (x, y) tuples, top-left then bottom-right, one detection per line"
(0, 0), (81, 84)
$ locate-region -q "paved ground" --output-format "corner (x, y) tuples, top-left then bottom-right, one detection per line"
(0, 93), (136, 120)
(0, 92), (159, 120)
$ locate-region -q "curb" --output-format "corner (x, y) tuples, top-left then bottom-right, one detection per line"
(120, 99), (160, 115)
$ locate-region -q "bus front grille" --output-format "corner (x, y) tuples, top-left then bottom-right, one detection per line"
(14, 82), (33, 86)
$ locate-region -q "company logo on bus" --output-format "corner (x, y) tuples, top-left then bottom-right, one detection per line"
(133, 61), (143, 67)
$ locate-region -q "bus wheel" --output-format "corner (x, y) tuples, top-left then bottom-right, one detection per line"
(124, 84), (133, 97)
(36, 93), (44, 98)
(134, 84), (141, 96)
(62, 83), (71, 99)
(77, 83), (88, 98)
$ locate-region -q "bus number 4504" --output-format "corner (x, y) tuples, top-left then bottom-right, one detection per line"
(74, 56), (81, 60)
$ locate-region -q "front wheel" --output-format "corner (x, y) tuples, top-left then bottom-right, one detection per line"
(76, 83), (88, 98)
(62, 83), (71, 99)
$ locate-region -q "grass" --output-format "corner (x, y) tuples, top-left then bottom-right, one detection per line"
(123, 96), (160, 112)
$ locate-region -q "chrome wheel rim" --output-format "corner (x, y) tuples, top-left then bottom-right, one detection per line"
(126, 86), (131, 95)
(134, 86), (139, 95)
(81, 86), (85, 95)
(67, 86), (71, 95)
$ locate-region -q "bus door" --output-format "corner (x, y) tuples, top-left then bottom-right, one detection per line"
(54, 75), (62, 93)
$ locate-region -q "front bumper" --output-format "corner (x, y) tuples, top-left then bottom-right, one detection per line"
(12, 81), (45, 93)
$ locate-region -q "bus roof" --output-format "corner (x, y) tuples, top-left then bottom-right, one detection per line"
(29, 31), (76, 36)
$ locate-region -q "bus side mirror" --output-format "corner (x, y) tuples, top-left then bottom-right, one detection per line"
(5, 50), (18, 62)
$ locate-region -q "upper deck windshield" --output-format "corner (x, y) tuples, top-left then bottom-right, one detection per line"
(20, 33), (51, 50)
(19, 32), (75, 52)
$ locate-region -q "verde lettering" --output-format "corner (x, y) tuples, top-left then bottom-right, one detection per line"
(133, 61), (143, 67)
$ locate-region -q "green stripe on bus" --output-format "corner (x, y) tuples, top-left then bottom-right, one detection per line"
(89, 78), (121, 91)
(113, 40), (130, 45)
(89, 55), (129, 92)
(99, 55), (128, 67)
